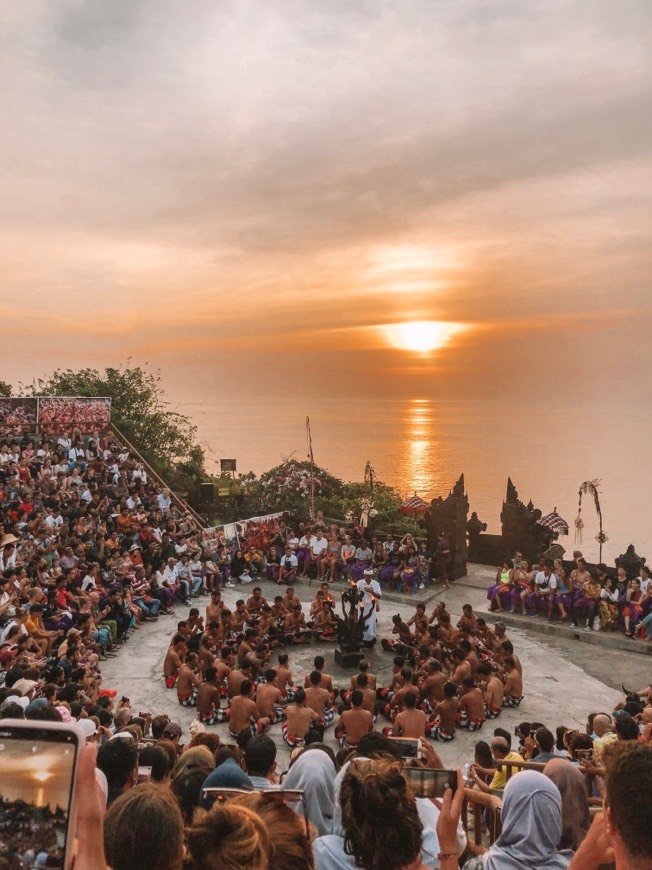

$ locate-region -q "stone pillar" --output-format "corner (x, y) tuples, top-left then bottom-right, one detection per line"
(500, 478), (549, 563)
(424, 474), (469, 580)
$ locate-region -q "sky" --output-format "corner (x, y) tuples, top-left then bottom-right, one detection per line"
(1, 0), (651, 402)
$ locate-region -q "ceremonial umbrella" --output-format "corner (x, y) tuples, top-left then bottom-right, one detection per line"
(536, 509), (569, 537)
(400, 493), (430, 529)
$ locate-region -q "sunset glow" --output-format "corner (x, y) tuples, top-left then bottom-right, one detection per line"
(0, 2), (649, 405)
(382, 321), (467, 354)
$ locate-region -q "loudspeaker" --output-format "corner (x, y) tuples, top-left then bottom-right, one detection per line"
(200, 482), (215, 504)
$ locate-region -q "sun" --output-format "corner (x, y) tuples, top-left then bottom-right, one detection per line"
(382, 320), (466, 353)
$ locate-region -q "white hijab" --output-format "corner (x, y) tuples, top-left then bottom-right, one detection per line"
(484, 771), (573, 870)
(284, 746), (337, 837)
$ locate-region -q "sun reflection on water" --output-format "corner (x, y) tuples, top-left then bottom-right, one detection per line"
(400, 398), (444, 496)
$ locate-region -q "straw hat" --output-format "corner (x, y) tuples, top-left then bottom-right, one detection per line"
(1, 533), (19, 548)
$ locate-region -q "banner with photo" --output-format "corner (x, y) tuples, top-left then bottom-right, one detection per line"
(37, 397), (112, 434)
(201, 512), (288, 551)
(0, 398), (38, 435)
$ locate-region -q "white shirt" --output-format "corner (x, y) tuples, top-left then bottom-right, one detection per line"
(535, 570), (556, 590)
(310, 536), (328, 556)
(163, 565), (179, 585)
(81, 574), (96, 592)
(356, 578), (381, 603)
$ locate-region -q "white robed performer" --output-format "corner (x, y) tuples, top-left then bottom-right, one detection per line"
(356, 569), (381, 642)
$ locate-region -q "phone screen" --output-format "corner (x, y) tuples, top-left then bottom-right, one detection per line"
(403, 767), (458, 799)
(0, 723), (81, 869)
(137, 766), (153, 783)
(388, 736), (420, 758)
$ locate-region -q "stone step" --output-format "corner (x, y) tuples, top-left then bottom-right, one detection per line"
(491, 611), (652, 657)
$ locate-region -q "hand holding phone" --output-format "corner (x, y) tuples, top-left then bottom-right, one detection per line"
(0, 721), (85, 869)
(388, 736), (421, 759)
(402, 766), (458, 799)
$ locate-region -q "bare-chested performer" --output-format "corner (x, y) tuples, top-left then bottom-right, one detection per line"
(196, 667), (223, 725)
(228, 679), (270, 739)
(421, 660), (447, 714)
(383, 691), (427, 739)
(305, 671), (337, 728)
(502, 657), (524, 707)
(273, 653), (295, 700)
(255, 668), (287, 724)
(426, 681), (459, 742)
(282, 688), (320, 748)
(177, 652), (201, 707)
(457, 677), (486, 731)
(304, 655), (335, 695)
(477, 662), (504, 718)
(335, 690), (374, 749)
(163, 634), (187, 688)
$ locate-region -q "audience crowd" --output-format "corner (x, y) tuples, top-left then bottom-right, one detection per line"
(0, 428), (651, 870)
(487, 551), (652, 640)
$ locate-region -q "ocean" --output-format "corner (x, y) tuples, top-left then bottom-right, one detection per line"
(173, 395), (650, 565)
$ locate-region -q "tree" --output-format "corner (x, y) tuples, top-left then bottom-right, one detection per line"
(27, 363), (204, 480)
(317, 480), (418, 534)
(246, 459), (344, 517)
(0, 381), (11, 397)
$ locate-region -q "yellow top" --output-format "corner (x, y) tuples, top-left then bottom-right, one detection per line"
(490, 751), (524, 790)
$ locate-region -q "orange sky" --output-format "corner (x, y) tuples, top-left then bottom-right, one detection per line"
(1, 2), (651, 402)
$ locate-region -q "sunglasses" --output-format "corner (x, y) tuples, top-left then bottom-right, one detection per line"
(201, 787), (310, 839)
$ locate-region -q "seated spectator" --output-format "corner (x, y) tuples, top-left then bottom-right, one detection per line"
(186, 802), (272, 870)
(170, 745), (216, 824)
(568, 744), (652, 870)
(283, 745), (337, 836)
(97, 737), (138, 806)
(104, 783), (184, 870)
(136, 744), (172, 784)
(462, 771), (572, 870)
(315, 757), (435, 870)
(243, 734), (280, 791)
(532, 727), (561, 764)
(229, 791), (315, 870)
(544, 759), (590, 851)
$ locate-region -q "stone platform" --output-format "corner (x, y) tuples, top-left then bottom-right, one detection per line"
(459, 564), (652, 657)
(99, 566), (644, 772)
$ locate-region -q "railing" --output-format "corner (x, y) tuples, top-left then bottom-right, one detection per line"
(496, 759), (546, 780)
(462, 787), (502, 850)
(495, 758), (604, 807)
(109, 423), (206, 531)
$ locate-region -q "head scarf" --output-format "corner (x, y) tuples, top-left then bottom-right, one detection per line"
(283, 745), (337, 836)
(484, 771), (572, 870)
(543, 759), (590, 851)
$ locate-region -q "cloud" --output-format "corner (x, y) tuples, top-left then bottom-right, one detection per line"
(0, 0), (651, 399)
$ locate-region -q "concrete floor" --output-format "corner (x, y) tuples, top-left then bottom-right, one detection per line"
(100, 567), (648, 771)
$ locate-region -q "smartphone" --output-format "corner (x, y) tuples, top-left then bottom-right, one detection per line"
(0, 720), (84, 870)
(576, 749), (594, 763)
(388, 736), (420, 759)
(403, 767), (458, 799)
(137, 765), (153, 783)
